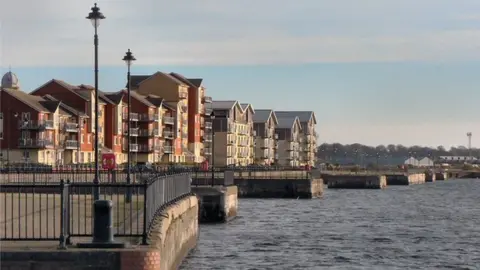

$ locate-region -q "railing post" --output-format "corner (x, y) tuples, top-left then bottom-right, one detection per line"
(141, 181), (148, 245)
(58, 179), (67, 249)
(66, 180), (72, 245)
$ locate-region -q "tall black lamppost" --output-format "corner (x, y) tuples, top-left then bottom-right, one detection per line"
(123, 49), (136, 203)
(86, 3), (105, 200)
(210, 113), (215, 186)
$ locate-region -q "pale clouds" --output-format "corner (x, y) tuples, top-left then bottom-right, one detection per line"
(1, 0), (480, 67)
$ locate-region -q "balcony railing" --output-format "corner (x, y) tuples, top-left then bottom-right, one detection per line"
(123, 128), (139, 136)
(122, 144), (138, 152)
(202, 148), (212, 156)
(18, 138), (54, 148)
(204, 121), (212, 129)
(204, 107), (212, 116)
(202, 96), (212, 103)
(138, 144), (162, 152)
(138, 129), (160, 137)
(202, 134), (212, 142)
(63, 122), (79, 132)
(138, 113), (160, 122)
(163, 116), (175, 125)
(122, 112), (139, 121)
(65, 140), (78, 149)
(18, 120), (54, 130)
(163, 145), (173, 153)
(163, 130), (174, 139)
(179, 92), (188, 99)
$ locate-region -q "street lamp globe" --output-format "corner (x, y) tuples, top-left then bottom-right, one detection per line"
(122, 49), (136, 67)
(86, 3), (106, 28)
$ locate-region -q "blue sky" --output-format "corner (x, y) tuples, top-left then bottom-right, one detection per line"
(1, 0), (480, 147)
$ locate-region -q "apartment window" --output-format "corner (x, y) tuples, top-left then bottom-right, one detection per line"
(88, 153), (92, 162)
(24, 151), (30, 158)
(88, 134), (91, 143)
(0, 112), (3, 120)
(81, 134), (84, 143)
(195, 129), (200, 136)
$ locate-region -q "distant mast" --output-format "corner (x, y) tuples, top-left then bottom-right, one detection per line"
(467, 132), (472, 162)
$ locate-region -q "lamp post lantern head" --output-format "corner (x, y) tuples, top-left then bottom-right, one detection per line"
(86, 3), (106, 28)
(122, 49), (136, 67)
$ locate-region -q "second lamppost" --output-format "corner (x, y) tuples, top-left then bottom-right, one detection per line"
(123, 49), (136, 203)
(86, 3), (105, 201)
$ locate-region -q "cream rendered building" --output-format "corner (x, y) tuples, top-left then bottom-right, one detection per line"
(252, 109), (279, 165)
(275, 117), (302, 167)
(275, 111), (317, 166)
(211, 101), (255, 167)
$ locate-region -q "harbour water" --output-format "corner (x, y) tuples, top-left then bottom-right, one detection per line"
(181, 179), (480, 270)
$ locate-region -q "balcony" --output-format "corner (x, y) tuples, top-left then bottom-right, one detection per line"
(123, 128), (139, 136)
(122, 144), (138, 152)
(204, 121), (212, 129)
(202, 148), (212, 156)
(122, 112), (139, 121)
(182, 118), (188, 126)
(227, 123), (235, 133)
(138, 113), (159, 122)
(63, 122), (79, 132)
(227, 139), (236, 145)
(202, 134), (212, 142)
(18, 138), (54, 149)
(204, 107), (213, 116)
(138, 144), (162, 152)
(18, 120), (54, 130)
(163, 116), (175, 125)
(179, 92), (188, 99)
(138, 129), (160, 137)
(163, 130), (174, 139)
(261, 139), (270, 149)
(202, 96), (212, 103)
(64, 140), (78, 149)
(163, 145), (173, 153)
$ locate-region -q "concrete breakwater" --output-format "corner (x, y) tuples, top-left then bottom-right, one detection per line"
(234, 178), (324, 199)
(326, 174), (387, 189)
(386, 173), (425, 185)
(435, 172), (447, 180)
(1, 195), (199, 270)
(425, 172), (436, 182)
(191, 170), (323, 199)
(193, 186), (238, 223)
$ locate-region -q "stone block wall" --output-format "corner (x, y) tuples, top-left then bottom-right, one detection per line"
(0, 195), (199, 270)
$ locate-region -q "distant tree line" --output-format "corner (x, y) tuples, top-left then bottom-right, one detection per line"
(316, 143), (480, 165)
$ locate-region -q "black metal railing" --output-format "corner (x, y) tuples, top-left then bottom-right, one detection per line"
(0, 170), (145, 184)
(0, 173), (191, 247)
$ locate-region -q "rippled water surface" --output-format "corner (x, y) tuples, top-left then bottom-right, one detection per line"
(180, 179), (480, 270)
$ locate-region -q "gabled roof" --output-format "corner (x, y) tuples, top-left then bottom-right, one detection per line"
(43, 95), (88, 117)
(187, 78), (203, 88)
(275, 111), (317, 125)
(253, 109), (278, 125)
(129, 72), (188, 88)
(145, 94), (164, 107)
(211, 100), (238, 110)
(105, 90), (156, 107)
(31, 79), (88, 101)
(129, 75), (150, 88)
(240, 103), (255, 114)
(104, 92), (124, 105)
(3, 88), (56, 113)
(31, 79), (114, 104)
(169, 73), (196, 88)
(276, 116), (301, 130)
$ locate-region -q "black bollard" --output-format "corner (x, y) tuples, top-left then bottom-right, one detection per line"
(77, 200), (127, 248)
(92, 200), (114, 243)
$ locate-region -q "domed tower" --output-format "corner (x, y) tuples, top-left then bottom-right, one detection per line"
(1, 71), (20, 90)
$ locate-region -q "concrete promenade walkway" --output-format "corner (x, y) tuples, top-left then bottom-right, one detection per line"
(0, 193), (144, 249)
